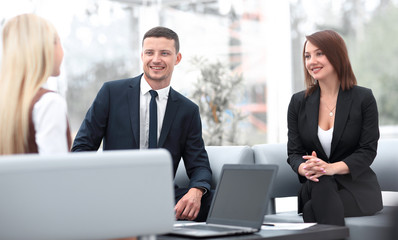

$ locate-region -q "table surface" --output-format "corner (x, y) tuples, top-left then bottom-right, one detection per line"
(158, 224), (349, 240)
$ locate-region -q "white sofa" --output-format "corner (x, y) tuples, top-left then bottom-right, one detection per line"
(174, 139), (398, 240)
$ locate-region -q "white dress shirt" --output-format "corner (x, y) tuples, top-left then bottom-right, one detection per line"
(139, 75), (170, 149)
(32, 84), (69, 154)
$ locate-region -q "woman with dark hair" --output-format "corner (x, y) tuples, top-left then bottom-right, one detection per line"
(287, 30), (382, 226)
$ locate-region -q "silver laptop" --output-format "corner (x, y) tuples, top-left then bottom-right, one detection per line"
(169, 164), (278, 238)
(0, 149), (175, 240)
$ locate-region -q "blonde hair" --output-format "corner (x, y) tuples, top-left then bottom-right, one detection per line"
(0, 14), (58, 155)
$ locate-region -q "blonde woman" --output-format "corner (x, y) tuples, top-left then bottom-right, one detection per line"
(0, 14), (70, 155)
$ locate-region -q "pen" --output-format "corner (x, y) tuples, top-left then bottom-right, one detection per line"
(263, 223), (275, 226)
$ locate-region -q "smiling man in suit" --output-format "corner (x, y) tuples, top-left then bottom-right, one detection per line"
(72, 26), (212, 222)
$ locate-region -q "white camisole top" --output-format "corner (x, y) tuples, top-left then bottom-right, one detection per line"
(318, 126), (333, 158)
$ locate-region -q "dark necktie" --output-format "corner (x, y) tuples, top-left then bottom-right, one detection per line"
(148, 90), (158, 148)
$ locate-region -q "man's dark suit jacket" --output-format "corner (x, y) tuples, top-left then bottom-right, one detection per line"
(287, 85), (383, 215)
(72, 74), (212, 193)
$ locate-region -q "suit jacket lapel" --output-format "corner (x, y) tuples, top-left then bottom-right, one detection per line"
(330, 88), (352, 157)
(158, 87), (180, 148)
(127, 76), (141, 146)
(306, 88), (328, 158)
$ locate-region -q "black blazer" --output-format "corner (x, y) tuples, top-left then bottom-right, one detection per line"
(72, 75), (212, 192)
(287, 85), (383, 214)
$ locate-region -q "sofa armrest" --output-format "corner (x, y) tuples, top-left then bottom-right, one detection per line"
(372, 138), (398, 192)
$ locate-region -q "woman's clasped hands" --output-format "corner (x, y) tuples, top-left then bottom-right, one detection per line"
(300, 151), (331, 182)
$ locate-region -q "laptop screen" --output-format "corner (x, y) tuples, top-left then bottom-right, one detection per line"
(207, 164), (277, 228)
(0, 149), (175, 240)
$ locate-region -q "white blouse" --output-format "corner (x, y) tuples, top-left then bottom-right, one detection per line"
(32, 91), (69, 154)
(318, 126), (333, 158)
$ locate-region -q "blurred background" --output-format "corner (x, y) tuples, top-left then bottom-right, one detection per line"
(1, 0), (397, 146)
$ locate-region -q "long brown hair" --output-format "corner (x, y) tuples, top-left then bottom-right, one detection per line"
(303, 30), (357, 96)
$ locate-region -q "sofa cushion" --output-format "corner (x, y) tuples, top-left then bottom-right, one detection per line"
(252, 143), (301, 198)
(344, 206), (395, 240)
(174, 145), (254, 189)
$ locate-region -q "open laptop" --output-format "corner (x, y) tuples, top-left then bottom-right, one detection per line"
(0, 149), (175, 240)
(169, 164), (278, 238)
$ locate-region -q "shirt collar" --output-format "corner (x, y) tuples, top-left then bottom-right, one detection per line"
(140, 75), (170, 100)
(41, 81), (50, 90)
(40, 81), (55, 91)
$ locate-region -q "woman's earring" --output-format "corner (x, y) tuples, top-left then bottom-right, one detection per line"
(312, 77), (317, 85)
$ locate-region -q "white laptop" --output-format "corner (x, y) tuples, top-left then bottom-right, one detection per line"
(169, 164), (278, 238)
(0, 149), (175, 240)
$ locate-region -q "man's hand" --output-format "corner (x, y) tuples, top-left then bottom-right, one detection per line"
(174, 188), (204, 221)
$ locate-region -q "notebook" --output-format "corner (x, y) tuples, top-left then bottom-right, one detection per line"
(0, 149), (175, 240)
(169, 164), (278, 238)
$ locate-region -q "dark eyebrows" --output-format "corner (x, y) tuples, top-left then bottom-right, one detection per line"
(305, 48), (321, 54)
